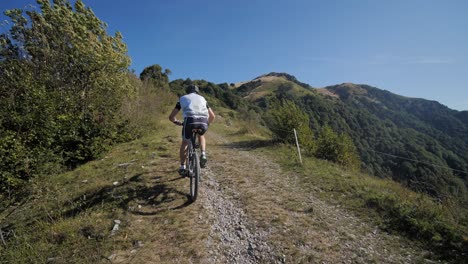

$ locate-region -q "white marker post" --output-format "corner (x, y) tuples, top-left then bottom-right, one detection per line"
(293, 128), (303, 165)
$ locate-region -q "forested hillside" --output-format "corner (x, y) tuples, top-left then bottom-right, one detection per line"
(234, 73), (468, 203)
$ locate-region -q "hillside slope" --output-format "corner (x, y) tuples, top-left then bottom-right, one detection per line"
(233, 73), (468, 203)
(2, 117), (449, 263)
(235, 73), (316, 102)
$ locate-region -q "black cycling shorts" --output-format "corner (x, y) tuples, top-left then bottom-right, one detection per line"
(182, 117), (209, 140)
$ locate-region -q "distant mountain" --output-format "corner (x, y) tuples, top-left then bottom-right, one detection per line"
(234, 73), (315, 101)
(234, 73), (468, 200)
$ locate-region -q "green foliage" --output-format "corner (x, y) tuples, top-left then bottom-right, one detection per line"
(236, 79), (262, 97)
(314, 126), (360, 170)
(139, 64), (171, 89)
(321, 84), (468, 201)
(0, 0), (134, 193)
(169, 79), (246, 111)
(265, 99), (315, 155)
(242, 77), (468, 203)
(365, 192), (466, 257)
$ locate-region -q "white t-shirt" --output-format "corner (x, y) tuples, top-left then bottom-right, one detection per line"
(177, 93), (209, 118)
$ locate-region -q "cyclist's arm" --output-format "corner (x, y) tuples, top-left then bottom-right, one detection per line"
(169, 102), (182, 124)
(208, 108), (215, 124)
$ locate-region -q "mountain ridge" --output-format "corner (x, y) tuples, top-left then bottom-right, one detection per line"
(231, 72), (468, 201)
(240, 72), (466, 112)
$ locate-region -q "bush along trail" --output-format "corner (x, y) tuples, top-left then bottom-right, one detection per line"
(0, 123), (444, 263)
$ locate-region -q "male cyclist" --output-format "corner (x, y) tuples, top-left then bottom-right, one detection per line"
(168, 85), (216, 176)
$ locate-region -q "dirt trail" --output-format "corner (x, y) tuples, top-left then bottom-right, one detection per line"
(202, 166), (274, 263)
(199, 131), (429, 263)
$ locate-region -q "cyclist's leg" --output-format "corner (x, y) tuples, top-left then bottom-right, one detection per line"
(194, 117), (209, 167)
(199, 135), (208, 168)
(199, 135), (206, 153)
(179, 140), (189, 166)
(179, 117), (192, 175)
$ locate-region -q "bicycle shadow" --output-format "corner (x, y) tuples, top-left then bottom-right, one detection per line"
(63, 172), (193, 218)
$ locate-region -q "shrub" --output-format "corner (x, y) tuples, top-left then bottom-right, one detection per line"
(265, 99), (315, 155)
(365, 192), (466, 257)
(315, 125), (360, 170)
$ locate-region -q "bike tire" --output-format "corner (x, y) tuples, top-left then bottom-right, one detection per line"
(190, 150), (200, 202)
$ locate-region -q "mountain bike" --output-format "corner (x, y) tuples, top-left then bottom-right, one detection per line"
(175, 121), (201, 202)
(186, 128), (201, 202)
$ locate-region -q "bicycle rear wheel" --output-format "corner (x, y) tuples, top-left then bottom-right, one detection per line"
(189, 150), (200, 202)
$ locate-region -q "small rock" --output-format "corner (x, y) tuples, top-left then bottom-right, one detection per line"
(107, 254), (116, 260)
(130, 249), (137, 254)
(81, 180), (88, 183)
(138, 205), (142, 209)
(113, 181), (119, 186)
(133, 240), (144, 248)
(46, 257), (56, 263)
(111, 220), (121, 235)
(247, 243), (255, 257)
(141, 165), (145, 168)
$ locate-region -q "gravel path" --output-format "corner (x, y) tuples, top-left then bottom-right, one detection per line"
(202, 166), (275, 263)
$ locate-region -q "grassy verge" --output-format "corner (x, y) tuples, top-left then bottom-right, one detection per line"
(260, 144), (467, 262)
(0, 123), (209, 264)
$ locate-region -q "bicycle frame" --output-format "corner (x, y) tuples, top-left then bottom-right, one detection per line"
(187, 129), (201, 201)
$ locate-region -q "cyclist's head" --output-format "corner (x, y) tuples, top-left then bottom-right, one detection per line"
(186, 85), (200, 94)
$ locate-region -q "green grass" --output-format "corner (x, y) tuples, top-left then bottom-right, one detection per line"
(261, 144), (468, 262)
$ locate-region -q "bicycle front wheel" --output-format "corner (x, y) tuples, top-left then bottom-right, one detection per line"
(190, 151), (200, 202)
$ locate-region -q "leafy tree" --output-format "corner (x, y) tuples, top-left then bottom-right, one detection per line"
(0, 0), (133, 192)
(265, 99), (315, 155)
(315, 125), (360, 170)
(140, 64), (171, 89)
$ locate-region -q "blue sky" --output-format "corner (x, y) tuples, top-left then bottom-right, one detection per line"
(1, 0), (467, 110)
